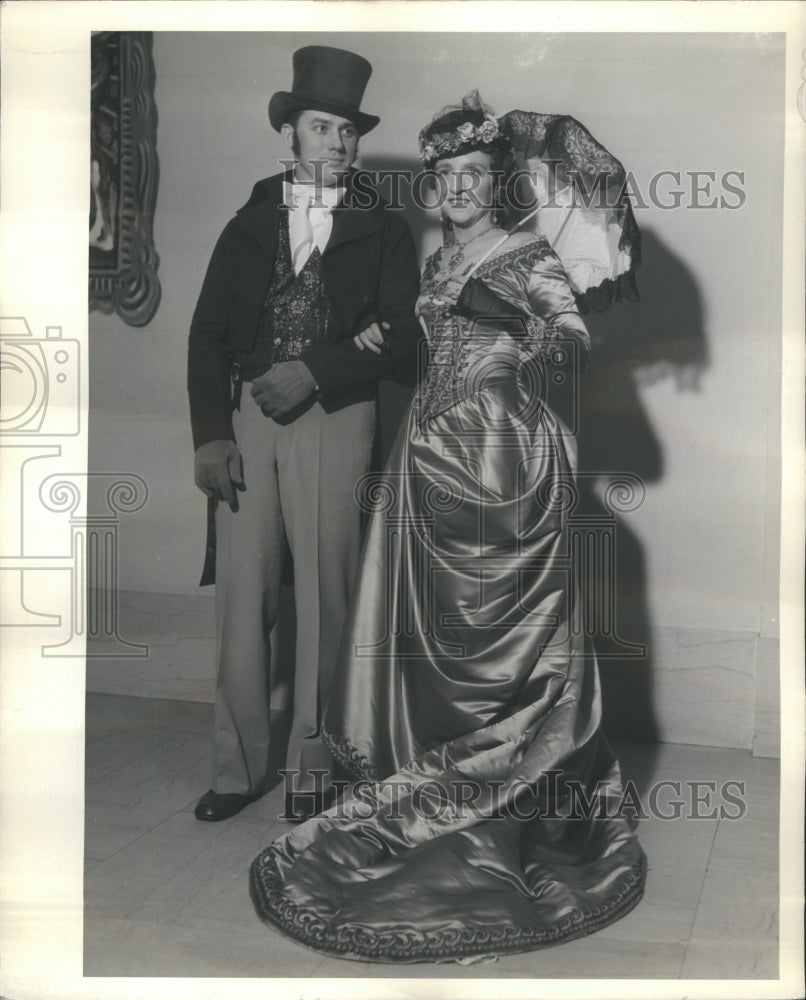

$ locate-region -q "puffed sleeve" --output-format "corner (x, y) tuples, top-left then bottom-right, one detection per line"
(524, 252), (590, 371)
(456, 241), (590, 371)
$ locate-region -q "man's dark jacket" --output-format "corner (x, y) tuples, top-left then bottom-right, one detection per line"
(188, 170), (422, 450)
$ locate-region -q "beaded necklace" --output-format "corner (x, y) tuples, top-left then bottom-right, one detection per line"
(443, 224), (503, 272)
(430, 226), (505, 302)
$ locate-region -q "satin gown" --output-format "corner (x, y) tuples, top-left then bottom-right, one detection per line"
(250, 230), (646, 964)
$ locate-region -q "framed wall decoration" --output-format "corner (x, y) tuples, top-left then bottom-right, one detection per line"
(89, 30), (160, 327)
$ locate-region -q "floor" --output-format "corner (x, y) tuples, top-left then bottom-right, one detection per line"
(84, 692), (779, 980)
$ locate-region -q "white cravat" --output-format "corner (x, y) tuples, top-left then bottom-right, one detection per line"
(286, 181), (343, 275)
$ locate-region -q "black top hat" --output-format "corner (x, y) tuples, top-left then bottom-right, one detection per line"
(269, 45), (380, 136)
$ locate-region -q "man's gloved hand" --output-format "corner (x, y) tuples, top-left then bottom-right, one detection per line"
(250, 360), (317, 418)
(194, 439), (244, 511)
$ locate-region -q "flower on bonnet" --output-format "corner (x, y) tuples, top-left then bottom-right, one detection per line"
(417, 92), (506, 163)
(478, 117), (500, 143)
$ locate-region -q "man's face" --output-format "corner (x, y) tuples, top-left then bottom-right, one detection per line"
(281, 110), (359, 186)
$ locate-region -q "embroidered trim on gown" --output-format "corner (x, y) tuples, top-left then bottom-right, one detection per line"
(250, 230), (646, 963)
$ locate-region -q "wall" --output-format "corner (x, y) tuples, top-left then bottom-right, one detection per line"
(87, 31), (783, 753)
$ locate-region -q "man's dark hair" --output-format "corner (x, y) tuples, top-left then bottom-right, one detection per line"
(285, 109), (304, 155)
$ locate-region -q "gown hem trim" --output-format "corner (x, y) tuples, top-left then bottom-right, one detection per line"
(249, 848), (647, 964)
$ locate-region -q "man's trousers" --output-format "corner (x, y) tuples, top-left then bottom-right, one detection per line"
(211, 392), (376, 795)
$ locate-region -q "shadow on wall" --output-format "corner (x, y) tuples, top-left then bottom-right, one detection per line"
(578, 228), (709, 752)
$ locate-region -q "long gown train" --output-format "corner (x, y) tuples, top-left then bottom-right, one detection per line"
(250, 232), (646, 963)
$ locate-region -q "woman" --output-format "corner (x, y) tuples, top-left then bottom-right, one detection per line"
(250, 92), (646, 964)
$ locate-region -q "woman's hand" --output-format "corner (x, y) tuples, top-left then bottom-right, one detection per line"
(416, 295), (435, 322)
(354, 320), (391, 355)
(432, 275), (466, 309)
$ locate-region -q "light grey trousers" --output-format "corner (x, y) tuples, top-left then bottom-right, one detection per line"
(211, 392), (375, 795)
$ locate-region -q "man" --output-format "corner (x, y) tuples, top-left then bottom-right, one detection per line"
(188, 45), (421, 822)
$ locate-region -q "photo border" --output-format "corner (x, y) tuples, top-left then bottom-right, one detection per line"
(0, 4), (803, 1000)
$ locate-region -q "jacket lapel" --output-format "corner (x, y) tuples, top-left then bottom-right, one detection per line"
(231, 170), (384, 256)
(232, 173), (288, 253)
(325, 172), (385, 254)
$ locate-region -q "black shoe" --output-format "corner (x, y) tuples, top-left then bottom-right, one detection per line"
(283, 788), (336, 824)
(194, 789), (261, 822)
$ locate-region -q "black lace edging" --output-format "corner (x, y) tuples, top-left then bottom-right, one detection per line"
(575, 263), (640, 315)
(249, 844), (647, 963)
(574, 199), (641, 314)
(476, 236), (554, 281)
(422, 235), (553, 291)
(321, 725), (378, 781)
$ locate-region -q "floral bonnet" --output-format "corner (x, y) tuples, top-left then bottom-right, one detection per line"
(418, 90), (509, 166)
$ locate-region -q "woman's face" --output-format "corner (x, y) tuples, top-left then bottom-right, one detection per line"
(435, 150), (496, 231)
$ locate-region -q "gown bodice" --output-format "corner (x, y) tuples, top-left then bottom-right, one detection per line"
(415, 231), (590, 423)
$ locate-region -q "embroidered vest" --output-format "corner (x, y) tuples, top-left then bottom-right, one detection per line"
(238, 213), (333, 381)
